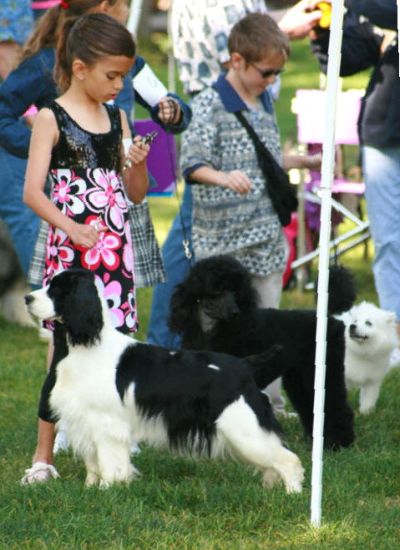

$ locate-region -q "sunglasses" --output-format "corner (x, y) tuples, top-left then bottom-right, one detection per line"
(249, 62), (284, 79)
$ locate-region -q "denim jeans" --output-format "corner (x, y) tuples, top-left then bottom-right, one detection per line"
(363, 145), (400, 320)
(0, 147), (39, 275)
(147, 183), (194, 349)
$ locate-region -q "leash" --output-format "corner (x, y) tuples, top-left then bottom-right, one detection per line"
(164, 123), (193, 263)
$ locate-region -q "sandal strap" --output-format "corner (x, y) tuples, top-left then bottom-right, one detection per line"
(20, 461), (60, 485)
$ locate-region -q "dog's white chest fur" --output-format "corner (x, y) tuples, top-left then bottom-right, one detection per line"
(50, 333), (133, 456)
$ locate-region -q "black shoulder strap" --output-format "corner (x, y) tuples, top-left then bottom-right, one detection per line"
(233, 110), (281, 174)
(233, 110), (298, 227)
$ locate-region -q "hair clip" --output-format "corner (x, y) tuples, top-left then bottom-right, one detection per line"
(60, 0), (70, 9)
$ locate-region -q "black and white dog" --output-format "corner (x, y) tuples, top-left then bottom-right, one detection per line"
(169, 255), (356, 450)
(25, 269), (304, 492)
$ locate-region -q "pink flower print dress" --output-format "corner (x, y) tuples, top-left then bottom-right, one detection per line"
(44, 101), (137, 333)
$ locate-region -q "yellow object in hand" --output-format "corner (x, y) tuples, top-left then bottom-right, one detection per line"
(317, 2), (331, 29)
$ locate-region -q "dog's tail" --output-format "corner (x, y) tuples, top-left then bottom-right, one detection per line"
(315, 265), (357, 316)
(245, 345), (286, 389)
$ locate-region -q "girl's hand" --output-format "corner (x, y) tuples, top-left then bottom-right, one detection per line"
(219, 170), (252, 194)
(68, 221), (106, 248)
(158, 97), (182, 125)
(124, 136), (150, 168)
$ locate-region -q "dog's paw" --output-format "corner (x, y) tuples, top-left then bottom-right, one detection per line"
(262, 468), (280, 489)
(282, 457), (305, 495)
(85, 471), (99, 487)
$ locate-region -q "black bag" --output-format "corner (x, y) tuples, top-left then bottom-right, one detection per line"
(234, 111), (298, 227)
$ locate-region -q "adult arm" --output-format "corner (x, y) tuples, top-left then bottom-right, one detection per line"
(131, 57), (192, 134)
(311, 2), (385, 76)
(0, 50), (55, 158)
(348, 0), (397, 31)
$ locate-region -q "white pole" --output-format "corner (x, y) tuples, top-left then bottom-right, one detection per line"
(127, 0), (144, 37)
(398, 0), (400, 73)
(310, 0), (345, 527)
(167, 4), (176, 92)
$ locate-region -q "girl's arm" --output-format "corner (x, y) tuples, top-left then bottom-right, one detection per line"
(23, 109), (100, 249)
(120, 109), (149, 204)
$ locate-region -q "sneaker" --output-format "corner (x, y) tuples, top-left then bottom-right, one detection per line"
(21, 462), (60, 485)
(53, 430), (69, 454)
(389, 347), (400, 369)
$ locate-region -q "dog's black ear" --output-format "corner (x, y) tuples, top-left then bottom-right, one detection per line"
(61, 273), (103, 346)
(169, 281), (198, 333)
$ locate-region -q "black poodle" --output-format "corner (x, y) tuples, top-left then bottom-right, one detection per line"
(169, 255), (355, 450)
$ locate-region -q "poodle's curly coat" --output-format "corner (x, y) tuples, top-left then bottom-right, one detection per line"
(169, 255), (355, 450)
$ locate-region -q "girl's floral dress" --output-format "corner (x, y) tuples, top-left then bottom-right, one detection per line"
(43, 101), (137, 333)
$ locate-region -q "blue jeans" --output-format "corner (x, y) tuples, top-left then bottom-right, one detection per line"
(147, 184), (194, 349)
(0, 147), (39, 275)
(363, 145), (400, 320)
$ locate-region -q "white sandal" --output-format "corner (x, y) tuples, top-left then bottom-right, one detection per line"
(20, 461), (60, 485)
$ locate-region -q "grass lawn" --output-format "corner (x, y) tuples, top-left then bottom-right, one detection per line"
(1, 39), (399, 549)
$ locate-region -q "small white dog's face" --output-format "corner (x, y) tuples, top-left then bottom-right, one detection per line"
(342, 301), (397, 354)
(24, 286), (56, 321)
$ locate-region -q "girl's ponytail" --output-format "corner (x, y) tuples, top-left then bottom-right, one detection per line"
(22, 5), (66, 60)
(54, 16), (80, 92)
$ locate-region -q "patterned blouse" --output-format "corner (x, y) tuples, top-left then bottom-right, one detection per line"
(171, 0), (267, 94)
(180, 74), (287, 278)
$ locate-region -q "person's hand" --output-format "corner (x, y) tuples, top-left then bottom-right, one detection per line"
(219, 170), (252, 194)
(158, 97), (182, 125)
(68, 220), (106, 248)
(278, 0), (323, 40)
(125, 135), (151, 167)
(304, 152), (322, 171)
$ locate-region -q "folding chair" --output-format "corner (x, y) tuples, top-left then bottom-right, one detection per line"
(289, 88), (370, 276)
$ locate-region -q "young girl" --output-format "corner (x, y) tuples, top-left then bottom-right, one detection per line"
(0, 0), (190, 283)
(21, 12), (149, 484)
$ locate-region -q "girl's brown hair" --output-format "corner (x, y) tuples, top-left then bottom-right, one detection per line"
(228, 12), (290, 63)
(55, 12), (136, 91)
(21, 0), (120, 61)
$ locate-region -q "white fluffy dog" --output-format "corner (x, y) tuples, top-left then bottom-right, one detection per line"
(340, 301), (398, 414)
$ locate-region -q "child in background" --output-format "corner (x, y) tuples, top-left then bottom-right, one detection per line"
(21, 12), (149, 484)
(179, 13), (321, 413)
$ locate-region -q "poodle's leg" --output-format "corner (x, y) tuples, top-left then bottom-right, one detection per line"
(96, 439), (139, 487)
(216, 397), (304, 494)
(359, 382), (381, 414)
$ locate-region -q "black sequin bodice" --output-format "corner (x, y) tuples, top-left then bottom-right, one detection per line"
(49, 101), (122, 171)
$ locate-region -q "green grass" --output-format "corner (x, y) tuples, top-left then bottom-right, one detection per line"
(1, 39), (399, 549)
